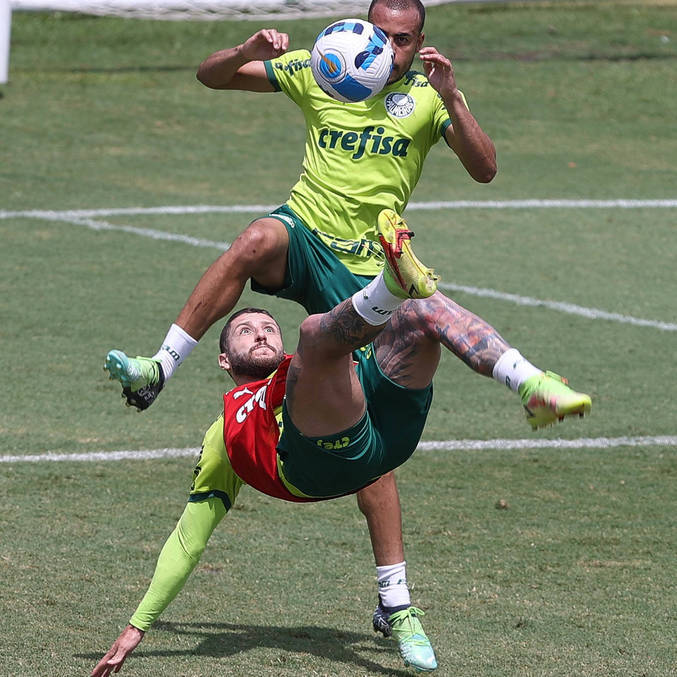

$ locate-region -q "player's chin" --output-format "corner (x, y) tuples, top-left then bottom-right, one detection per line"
(387, 69), (402, 85)
(388, 58), (414, 84)
(251, 348), (283, 367)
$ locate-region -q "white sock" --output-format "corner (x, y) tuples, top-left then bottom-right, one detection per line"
(492, 348), (542, 393)
(377, 561), (411, 609)
(351, 273), (403, 326)
(152, 323), (198, 381)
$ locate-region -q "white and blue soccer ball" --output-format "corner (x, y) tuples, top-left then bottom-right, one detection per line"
(310, 19), (394, 103)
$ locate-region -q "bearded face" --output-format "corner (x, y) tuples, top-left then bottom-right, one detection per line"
(226, 340), (285, 382)
(221, 312), (286, 383)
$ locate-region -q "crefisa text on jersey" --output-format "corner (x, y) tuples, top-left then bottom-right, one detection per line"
(317, 125), (411, 159)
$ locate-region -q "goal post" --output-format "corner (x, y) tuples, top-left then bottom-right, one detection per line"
(1, 0), (10, 84)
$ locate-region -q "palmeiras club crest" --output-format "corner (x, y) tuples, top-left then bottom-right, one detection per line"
(384, 92), (416, 118)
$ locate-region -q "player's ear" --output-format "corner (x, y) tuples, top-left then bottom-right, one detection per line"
(416, 31), (425, 51)
(218, 353), (231, 371)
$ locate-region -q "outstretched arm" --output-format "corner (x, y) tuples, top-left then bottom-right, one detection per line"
(419, 46), (497, 183)
(91, 499), (226, 676)
(197, 29), (289, 91)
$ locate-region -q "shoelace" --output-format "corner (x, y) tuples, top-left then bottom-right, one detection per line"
(390, 606), (429, 643)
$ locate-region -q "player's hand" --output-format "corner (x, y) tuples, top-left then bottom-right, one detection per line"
(91, 625), (145, 677)
(240, 29), (289, 61)
(419, 46), (458, 99)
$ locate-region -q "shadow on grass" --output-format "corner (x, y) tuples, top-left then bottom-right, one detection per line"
(79, 620), (414, 675)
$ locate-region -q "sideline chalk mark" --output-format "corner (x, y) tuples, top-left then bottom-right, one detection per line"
(2, 436), (675, 463)
(2, 198), (677, 221)
(2, 202), (675, 331)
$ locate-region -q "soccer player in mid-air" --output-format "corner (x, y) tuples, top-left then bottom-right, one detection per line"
(104, 0), (592, 659)
(94, 214), (591, 675)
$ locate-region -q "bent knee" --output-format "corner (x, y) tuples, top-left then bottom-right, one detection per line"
(298, 314), (324, 350)
(231, 218), (288, 270)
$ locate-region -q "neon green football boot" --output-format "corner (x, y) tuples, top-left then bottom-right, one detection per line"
(386, 606), (438, 672)
(104, 349), (164, 411)
(519, 371), (591, 429)
(377, 209), (438, 300)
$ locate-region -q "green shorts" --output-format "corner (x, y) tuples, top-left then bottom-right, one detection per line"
(188, 355), (433, 502)
(251, 204), (376, 315)
(276, 343), (433, 498)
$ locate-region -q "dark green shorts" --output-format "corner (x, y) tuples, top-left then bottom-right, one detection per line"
(276, 343), (433, 498)
(251, 205), (374, 315)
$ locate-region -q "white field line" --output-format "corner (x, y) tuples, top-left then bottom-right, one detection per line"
(408, 199), (677, 210)
(2, 201), (676, 331)
(439, 283), (677, 331)
(2, 436), (675, 463)
(10, 212), (232, 250)
(0, 205), (277, 218)
(417, 435), (677, 451)
(0, 447), (203, 463)
(2, 199), (677, 220)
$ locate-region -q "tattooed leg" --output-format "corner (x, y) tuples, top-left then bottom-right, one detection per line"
(284, 300), (384, 437)
(413, 291), (510, 376)
(372, 291), (510, 388)
(315, 299), (386, 355)
(285, 290), (505, 433)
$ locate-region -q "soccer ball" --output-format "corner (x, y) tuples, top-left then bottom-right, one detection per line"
(310, 19), (394, 103)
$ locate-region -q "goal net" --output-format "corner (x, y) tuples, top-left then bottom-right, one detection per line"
(9, 0), (460, 21)
(2, 0), (496, 83)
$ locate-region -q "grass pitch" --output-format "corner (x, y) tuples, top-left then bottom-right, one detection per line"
(1, 1), (676, 675)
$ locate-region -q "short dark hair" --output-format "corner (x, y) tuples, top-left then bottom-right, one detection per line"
(368, 0), (426, 33)
(219, 307), (279, 353)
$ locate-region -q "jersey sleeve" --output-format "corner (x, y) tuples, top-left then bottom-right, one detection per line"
(264, 48), (314, 106)
(190, 414), (245, 511)
(129, 499), (226, 631)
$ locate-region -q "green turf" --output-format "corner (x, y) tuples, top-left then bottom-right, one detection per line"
(1, 1), (676, 675)
(3, 450), (676, 676)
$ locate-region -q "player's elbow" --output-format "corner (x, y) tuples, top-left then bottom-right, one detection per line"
(196, 69), (210, 88)
(472, 156), (497, 183)
(477, 168), (497, 183)
(196, 67), (217, 89)
(196, 63), (228, 90)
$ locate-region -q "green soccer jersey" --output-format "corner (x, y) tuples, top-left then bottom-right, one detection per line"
(265, 49), (463, 276)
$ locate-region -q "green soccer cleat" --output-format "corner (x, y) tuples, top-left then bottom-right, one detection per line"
(519, 371), (591, 430)
(105, 350), (164, 411)
(377, 209), (438, 300)
(387, 606), (438, 672)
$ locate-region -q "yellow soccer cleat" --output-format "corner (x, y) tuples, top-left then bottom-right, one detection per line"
(519, 371), (592, 429)
(377, 209), (438, 300)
